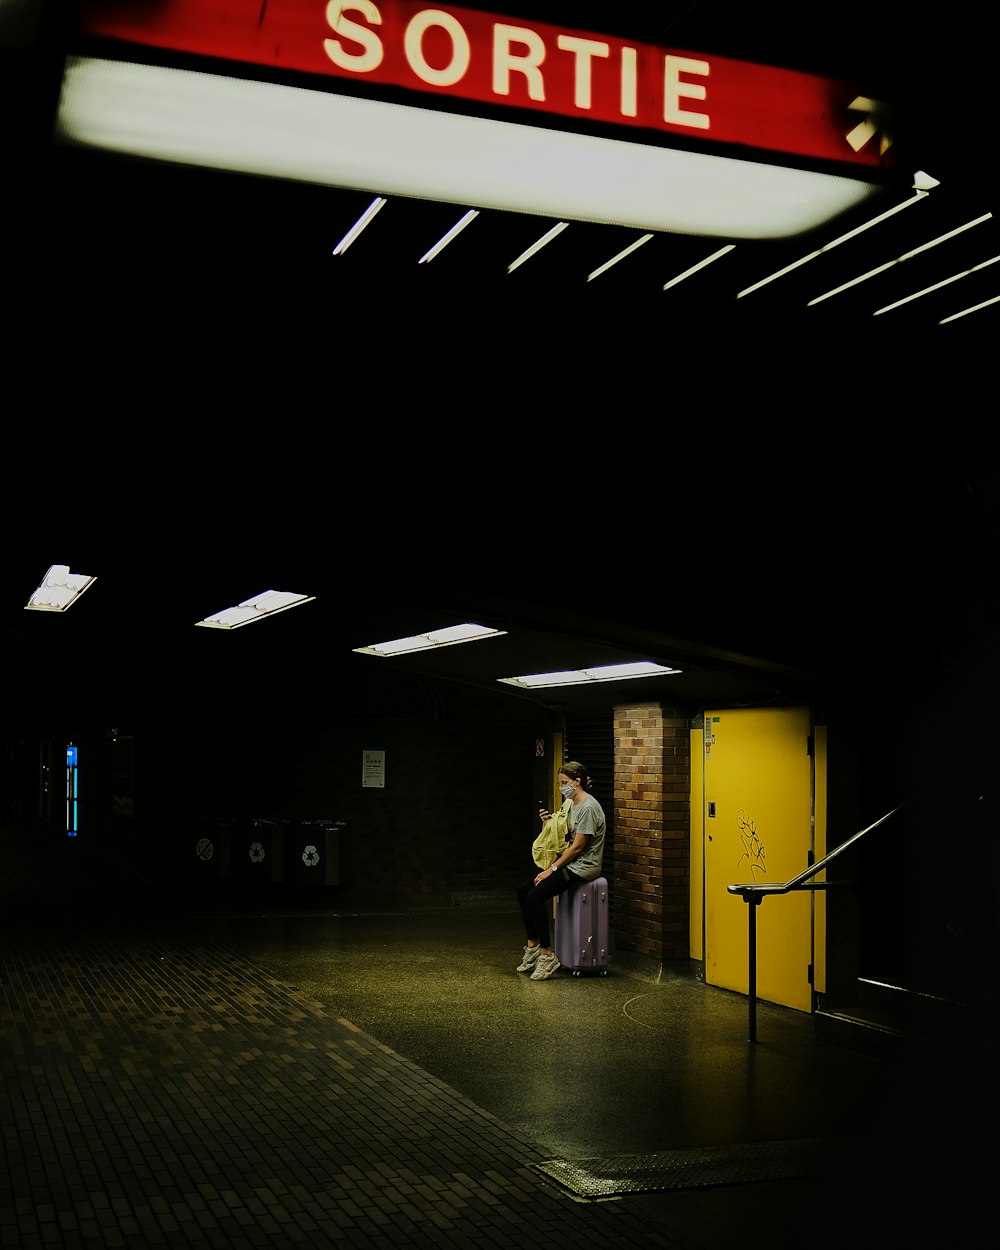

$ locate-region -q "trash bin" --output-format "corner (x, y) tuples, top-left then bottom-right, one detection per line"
(192, 817), (234, 880)
(287, 819), (346, 886)
(236, 817), (288, 884)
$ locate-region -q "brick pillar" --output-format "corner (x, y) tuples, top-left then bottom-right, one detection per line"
(613, 703), (691, 960)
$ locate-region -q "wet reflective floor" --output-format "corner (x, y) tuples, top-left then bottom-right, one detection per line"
(181, 890), (990, 1234)
(2, 835), (991, 1249)
(188, 902), (914, 1161)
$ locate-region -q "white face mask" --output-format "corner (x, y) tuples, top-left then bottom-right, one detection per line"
(559, 782), (575, 800)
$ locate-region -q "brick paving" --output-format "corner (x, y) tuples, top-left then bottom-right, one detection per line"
(1, 912), (680, 1250)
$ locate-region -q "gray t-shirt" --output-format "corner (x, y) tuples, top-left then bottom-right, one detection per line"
(566, 792), (606, 881)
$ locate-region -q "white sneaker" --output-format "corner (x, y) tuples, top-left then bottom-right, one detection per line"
(516, 945), (541, 973)
(530, 952), (561, 981)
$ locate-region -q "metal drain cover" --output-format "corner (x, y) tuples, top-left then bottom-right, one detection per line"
(533, 1138), (856, 1198)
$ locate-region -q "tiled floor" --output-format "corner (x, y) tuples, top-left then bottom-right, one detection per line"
(1, 828), (992, 1249)
(3, 910), (678, 1249)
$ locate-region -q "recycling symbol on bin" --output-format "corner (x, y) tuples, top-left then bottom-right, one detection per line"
(248, 841), (266, 863)
(301, 844), (320, 868)
(195, 837), (214, 862)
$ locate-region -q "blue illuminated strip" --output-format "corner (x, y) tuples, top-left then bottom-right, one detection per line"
(66, 744), (78, 836)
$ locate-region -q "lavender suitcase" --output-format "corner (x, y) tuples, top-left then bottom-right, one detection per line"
(554, 876), (610, 975)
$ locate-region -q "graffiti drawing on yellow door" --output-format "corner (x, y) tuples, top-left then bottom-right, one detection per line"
(702, 707), (815, 1013)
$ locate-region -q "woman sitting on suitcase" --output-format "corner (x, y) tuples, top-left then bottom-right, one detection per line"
(516, 761), (606, 981)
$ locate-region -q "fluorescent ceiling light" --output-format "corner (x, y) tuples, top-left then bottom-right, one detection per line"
(873, 254), (1000, 315)
(940, 293), (1000, 324)
(24, 564), (96, 612)
(587, 234), (653, 281)
(333, 195), (386, 254)
(508, 222), (568, 272)
(55, 56), (883, 240)
(419, 208), (479, 262)
(195, 589), (315, 630)
(807, 213), (994, 306)
(499, 661), (680, 689)
(736, 185), (935, 298)
(354, 623), (507, 657)
(662, 243), (735, 290)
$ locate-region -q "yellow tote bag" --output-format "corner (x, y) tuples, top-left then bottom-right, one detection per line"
(531, 799), (571, 868)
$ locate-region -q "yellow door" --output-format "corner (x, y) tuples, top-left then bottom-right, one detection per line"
(703, 707), (814, 1012)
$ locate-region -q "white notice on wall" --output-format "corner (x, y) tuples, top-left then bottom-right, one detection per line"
(362, 749), (385, 789)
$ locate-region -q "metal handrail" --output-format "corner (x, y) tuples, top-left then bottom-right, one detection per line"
(726, 789), (927, 1042)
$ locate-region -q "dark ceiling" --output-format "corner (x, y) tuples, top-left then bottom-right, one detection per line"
(2, 448), (994, 746)
(4, 1), (999, 355)
(1, 3), (995, 742)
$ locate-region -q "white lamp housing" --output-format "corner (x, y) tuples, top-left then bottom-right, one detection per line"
(25, 565), (97, 612)
(195, 590), (315, 630)
(354, 623), (507, 656)
(499, 661), (680, 688)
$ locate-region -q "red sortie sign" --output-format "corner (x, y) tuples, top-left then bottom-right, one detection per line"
(73, 1), (892, 169)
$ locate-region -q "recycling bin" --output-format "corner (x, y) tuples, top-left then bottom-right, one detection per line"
(287, 819), (346, 886)
(192, 817), (234, 880)
(236, 817), (288, 884)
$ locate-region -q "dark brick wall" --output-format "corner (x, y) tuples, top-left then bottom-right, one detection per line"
(103, 678), (553, 900)
(60, 689), (701, 947)
(612, 702), (691, 960)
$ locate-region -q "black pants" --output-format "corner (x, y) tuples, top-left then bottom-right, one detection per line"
(516, 867), (581, 949)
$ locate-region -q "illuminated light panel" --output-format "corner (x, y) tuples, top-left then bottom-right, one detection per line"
(66, 745), (78, 838)
(662, 243), (735, 290)
(56, 56), (884, 240)
(845, 95), (893, 156)
(874, 254), (1000, 315)
(940, 293), (1000, 324)
(736, 184), (935, 298)
(25, 564), (97, 612)
(807, 213), (994, 306)
(333, 195), (386, 254)
(419, 209), (479, 263)
(354, 623), (507, 657)
(195, 589), (315, 630)
(499, 661), (680, 689)
(508, 222), (568, 273)
(587, 233), (653, 281)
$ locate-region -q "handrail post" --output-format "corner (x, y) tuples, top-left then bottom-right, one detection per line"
(748, 895), (759, 1043)
(724, 773), (956, 1044)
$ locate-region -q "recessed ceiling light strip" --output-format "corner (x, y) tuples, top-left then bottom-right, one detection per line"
(195, 590), (315, 630)
(874, 254), (1000, 315)
(587, 233), (653, 281)
(736, 185), (935, 298)
(499, 661), (680, 688)
(419, 209), (479, 263)
(354, 623), (507, 656)
(807, 212), (993, 306)
(662, 244), (735, 291)
(940, 293), (1000, 325)
(24, 565), (97, 612)
(332, 196), (387, 254)
(507, 222), (568, 273)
